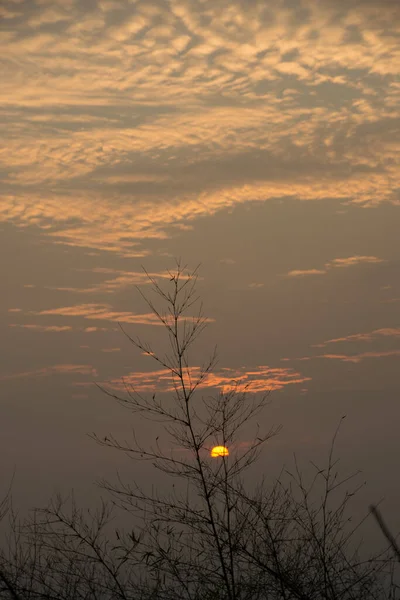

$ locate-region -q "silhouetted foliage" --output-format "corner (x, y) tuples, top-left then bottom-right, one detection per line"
(0, 261), (398, 599)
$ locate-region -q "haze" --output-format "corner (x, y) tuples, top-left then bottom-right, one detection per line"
(0, 0), (399, 540)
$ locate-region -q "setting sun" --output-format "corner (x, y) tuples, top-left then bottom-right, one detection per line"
(210, 446), (229, 458)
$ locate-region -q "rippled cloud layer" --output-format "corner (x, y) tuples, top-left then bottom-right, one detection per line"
(1, 0), (399, 254)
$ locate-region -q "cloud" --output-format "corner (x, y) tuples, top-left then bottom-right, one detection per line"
(284, 255), (384, 278)
(32, 303), (165, 325)
(48, 268), (187, 294)
(0, 364), (97, 381)
(8, 324), (72, 332)
(318, 350), (400, 363)
(286, 269), (326, 277)
(0, 0), (399, 255)
(313, 327), (400, 348)
(283, 349), (400, 364)
(106, 364), (311, 394)
(30, 303), (214, 327)
(327, 255), (384, 268)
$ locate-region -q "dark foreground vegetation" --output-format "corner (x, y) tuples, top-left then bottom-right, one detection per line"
(1, 262), (398, 599)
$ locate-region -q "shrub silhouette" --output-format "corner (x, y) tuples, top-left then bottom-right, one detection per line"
(0, 261), (397, 599)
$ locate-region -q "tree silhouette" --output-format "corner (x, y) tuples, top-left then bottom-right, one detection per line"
(0, 261), (398, 599)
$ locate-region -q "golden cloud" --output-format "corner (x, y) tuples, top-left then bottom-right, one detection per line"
(48, 268), (189, 294)
(284, 255), (384, 278)
(0, 0), (399, 255)
(106, 364), (311, 394)
(286, 269), (326, 277)
(8, 324), (72, 332)
(32, 303), (165, 325)
(327, 255), (384, 268)
(30, 303), (214, 327)
(318, 350), (400, 363)
(313, 327), (400, 348)
(283, 349), (400, 364)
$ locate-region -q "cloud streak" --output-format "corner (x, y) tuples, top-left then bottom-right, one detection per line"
(0, 364), (97, 381)
(106, 364), (311, 394)
(47, 268), (191, 294)
(283, 349), (400, 364)
(8, 324), (72, 332)
(313, 327), (400, 348)
(285, 255), (384, 277)
(328, 256), (384, 268)
(31, 304), (166, 326)
(286, 269), (326, 278)
(29, 303), (214, 327)
(317, 350), (400, 363)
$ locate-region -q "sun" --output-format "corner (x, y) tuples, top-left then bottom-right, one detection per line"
(210, 445), (229, 458)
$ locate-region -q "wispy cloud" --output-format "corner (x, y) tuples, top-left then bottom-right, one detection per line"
(101, 347), (121, 353)
(8, 324), (72, 332)
(284, 255), (384, 277)
(8, 323), (115, 333)
(30, 303), (214, 327)
(317, 350), (400, 363)
(282, 349), (400, 364)
(248, 282), (264, 288)
(286, 269), (326, 278)
(106, 364), (311, 394)
(313, 327), (400, 348)
(327, 256), (384, 268)
(48, 268), (189, 294)
(0, 364), (97, 381)
(32, 304), (165, 326)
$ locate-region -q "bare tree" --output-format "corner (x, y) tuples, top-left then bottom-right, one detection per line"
(91, 260), (279, 600)
(90, 260), (397, 600)
(0, 260), (398, 599)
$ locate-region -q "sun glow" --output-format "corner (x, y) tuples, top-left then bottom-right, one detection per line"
(210, 445), (229, 458)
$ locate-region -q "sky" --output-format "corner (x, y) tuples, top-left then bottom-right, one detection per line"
(1, 0), (399, 541)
